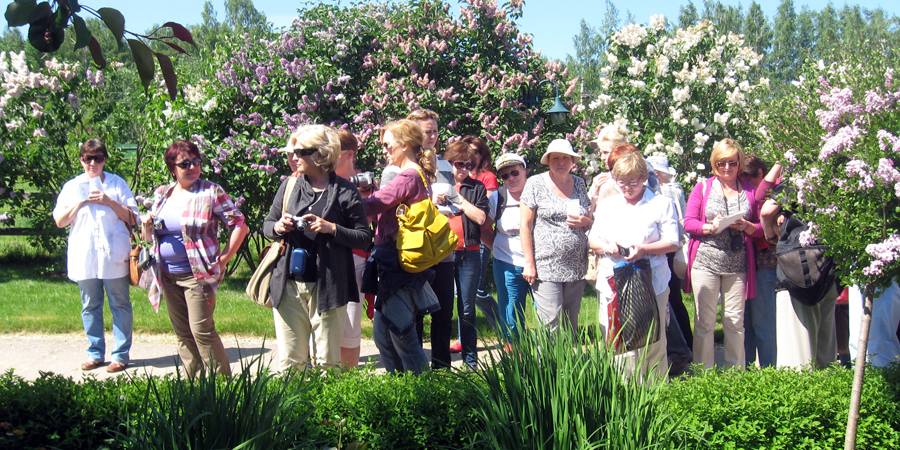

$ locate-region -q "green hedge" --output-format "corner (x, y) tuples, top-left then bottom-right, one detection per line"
(3, 364), (900, 449)
(659, 365), (900, 449)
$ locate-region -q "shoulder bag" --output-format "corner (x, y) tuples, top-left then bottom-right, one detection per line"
(396, 169), (459, 273)
(246, 176), (298, 308)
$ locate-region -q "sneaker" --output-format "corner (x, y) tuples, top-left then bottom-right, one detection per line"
(449, 341), (462, 353)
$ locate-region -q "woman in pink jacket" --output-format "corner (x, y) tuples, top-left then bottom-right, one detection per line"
(683, 139), (764, 370)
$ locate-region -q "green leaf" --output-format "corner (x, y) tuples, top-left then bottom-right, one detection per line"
(71, 14), (90, 50)
(97, 7), (124, 45)
(127, 38), (155, 91)
(87, 35), (106, 68)
(156, 52), (177, 100)
(4, 0), (37, 27)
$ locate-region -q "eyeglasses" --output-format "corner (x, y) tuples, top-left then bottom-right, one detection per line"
(174, 158), (202, 169)
(716, 161), (740, 169)
(500, 169), (521, 180)
(294, 148), (318, 157)
(616, 179), (642, 187)
(453, 161), (476, 171)
(81, 155), (107, 164)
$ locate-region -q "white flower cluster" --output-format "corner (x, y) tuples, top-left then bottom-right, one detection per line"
(612, 24), (648, 48)
(649, 15), (666, 31)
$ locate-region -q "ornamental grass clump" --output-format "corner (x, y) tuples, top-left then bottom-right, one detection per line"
(465, 325), (688, 449)
(117, 354), (316, 450)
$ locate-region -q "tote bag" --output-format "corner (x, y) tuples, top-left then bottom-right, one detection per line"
(395, 169), (458, 273)
(245, 176), (298, 308)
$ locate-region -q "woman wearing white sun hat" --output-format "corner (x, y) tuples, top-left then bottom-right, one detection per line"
(520, 139), (593, 334)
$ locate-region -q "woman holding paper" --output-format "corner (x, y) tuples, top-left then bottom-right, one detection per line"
(520, 139), (593, 334)
(683, 139), (763, 370)
(53, 138), (139, 373)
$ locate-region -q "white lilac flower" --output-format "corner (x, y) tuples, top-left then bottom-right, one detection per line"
(612, 23), (649, 48)
(694, 132), (709, 146)
(655, 55), (670, 76)
(627, 58), (648, 78)
(691, 118), (705, 131)
(672, 86), (690, 103)
(697, 163), (706, 170)
(32, 128), (47, 137)
(713, 112), (730, 126)
(784, 149), (799, 164)
(667, 142), (684, 155)
(654, 132), (664, 144)
(649, 15), (666, 31)
(628, 80), (646, 90)
(202, 98), (217, 112)
(589, 93), (612, 110)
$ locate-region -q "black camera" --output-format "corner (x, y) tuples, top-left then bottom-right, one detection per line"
(617, 244), (631, 257)
(152, 217), (166, 230)
(730, 232), (744, 252)
(290, 215), (308, 231)
(350, 172), (375, 189)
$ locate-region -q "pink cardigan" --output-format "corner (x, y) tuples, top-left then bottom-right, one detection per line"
(682, 176), (765, 298)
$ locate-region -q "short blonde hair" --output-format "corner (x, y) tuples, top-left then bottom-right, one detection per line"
(596, 124), (628, 149)
(710, 138), (745, 174)
(288, 125), (340, 173)
(612, 152), (648, 182)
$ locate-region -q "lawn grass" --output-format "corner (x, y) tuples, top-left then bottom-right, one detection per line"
(1, 235), (723, 344)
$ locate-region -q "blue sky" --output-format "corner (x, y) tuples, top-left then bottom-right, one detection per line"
(98, 1), (896, 61)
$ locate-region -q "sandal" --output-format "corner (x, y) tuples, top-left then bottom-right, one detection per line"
(106, 361), (128, 373)
(81, 360), (102, 371)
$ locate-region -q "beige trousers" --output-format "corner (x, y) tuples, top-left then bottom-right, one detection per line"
(274, 280), (346, 371)
(691, 270), (747, 369)
(160, 271), (231, 377)
(775, 285), (837, 369)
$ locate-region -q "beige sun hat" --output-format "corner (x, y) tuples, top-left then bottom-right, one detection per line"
(540, 139), (581, 165)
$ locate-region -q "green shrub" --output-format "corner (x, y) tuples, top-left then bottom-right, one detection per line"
(465, 328), (687, 450)
(0, 369), (130, 449)
(297, 367), (483, 450)
(660, 365), (900, 449)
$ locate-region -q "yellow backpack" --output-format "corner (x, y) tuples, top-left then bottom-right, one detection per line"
(395, 169), (459, 273)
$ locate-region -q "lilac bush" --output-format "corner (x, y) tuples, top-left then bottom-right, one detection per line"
(142, 0), (572, 257)
(766, 54), (900, 289)
(573, 17), (769, 182)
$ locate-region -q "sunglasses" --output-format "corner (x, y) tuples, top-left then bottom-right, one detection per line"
(716, 161), (740, 169)
(81, 155), (107, 164)
(453, 161), (476, 171)
(500, 169), (521, 180)
(175, 158), (202, 169)
(294, 147), (319, 157)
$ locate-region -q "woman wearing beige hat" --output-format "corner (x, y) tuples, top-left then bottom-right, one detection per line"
(520, 139), (593, 334)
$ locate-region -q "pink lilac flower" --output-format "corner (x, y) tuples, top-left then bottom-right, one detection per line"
(784, 149), (799, 164)
(819, 124), (864, 160)
(874, 158), (900, 185)
(798, 222), (819, 247)
(877, 130), (900, 153)
(845, 159), (874, 189)
(863, 233), (900, 276)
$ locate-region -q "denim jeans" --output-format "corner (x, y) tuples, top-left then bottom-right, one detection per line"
(745, 267), (778, 367)
(475, 244), (500, 330)
(373, 310), (429, 374)
(76, 276), (133, 364)
(455, 250), (481, 368)
(492, 257), (529, 341)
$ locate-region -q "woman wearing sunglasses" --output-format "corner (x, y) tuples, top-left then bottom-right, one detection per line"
(142, 140), (249, 378)
(683, 139), (763, 370)
(53, 138), (139, 373)
(481, 153), (529, 346)
(438, 140), (488, 370)
(263, 125), (372, 372)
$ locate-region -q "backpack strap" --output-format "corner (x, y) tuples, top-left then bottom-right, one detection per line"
(494, 185), (508, 228)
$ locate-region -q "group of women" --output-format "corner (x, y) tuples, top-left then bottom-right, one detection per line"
(56, 114), (814, 378)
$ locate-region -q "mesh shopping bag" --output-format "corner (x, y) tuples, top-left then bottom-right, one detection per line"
(605, 259), (660, 353)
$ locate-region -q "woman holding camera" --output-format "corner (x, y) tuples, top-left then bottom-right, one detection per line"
(263, 125), (372, 371)
(683, 139), (763, 370)
(143, 140), (248, 378)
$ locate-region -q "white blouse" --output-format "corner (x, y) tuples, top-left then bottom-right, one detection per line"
(589, 188), (679, 297)
(52, 172), (139, 281)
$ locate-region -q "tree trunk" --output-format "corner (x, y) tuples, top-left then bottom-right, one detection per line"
(844, 282), (874, 450)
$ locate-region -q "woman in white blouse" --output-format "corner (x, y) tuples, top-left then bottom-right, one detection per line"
(53, 138), (139, 373)
(589, 152), (679, 378)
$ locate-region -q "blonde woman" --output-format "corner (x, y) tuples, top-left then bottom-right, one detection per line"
(263, 125), (372, 371)
(683, 139), (763, 369)
(590, 152), (679, 378)
(363, 119), (439, 374)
